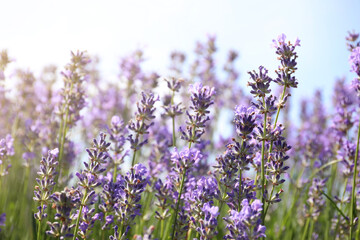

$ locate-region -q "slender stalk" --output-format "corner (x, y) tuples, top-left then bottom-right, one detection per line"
(161, 219), (164, 238)
(186, 229), (193, 240)
(307, 160), (342, 180)
(172, 117), (176, 147)
(57, 82), (74, 182)
(321, 190), (349, 223)
(350, 121), (360, 239)
(301, 217), (311, 240)
(260, 96), (268, 222)
(72, 189), (88, 240)
(237, 139), (244, 211)
(268, 86), (287, 154)
(171, 90), (176, 147)
(131, 150), (137, 167)
(264, 185), (275, 217)
(37, 218), (41, 240)
(170, 170), (187, 240)
(308, 220), (314, 240)
(238, 170), (242, 211)
(112, 165), (118, 183)
(162, 214), (173, 240)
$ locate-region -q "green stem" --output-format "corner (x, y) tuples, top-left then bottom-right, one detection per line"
(57, 82), (74, 182)
(171, 90), (176, 147)
(350, 121), (360, 239)
(161, 219), (164, 238)
(260, 97), (267, 222)
(238, 170), (242, 211)
(237, 140), (244, 211)
(320, 190), (349, 224)
(113, 164), (118, 183)
(186, 229), (193, 240)
(172, 116), (176, 147)
(268, 86), (287, 154)
(301, 218), (311, 240)
(264, 185), (275, 217)
(72, 189), (88, 240)
(171, 170), (187, 240)
(131, 149), (137, 167)
(37, 219), (41, 240)
(308, 159), (342, 180)
(308, 220), (314, 240)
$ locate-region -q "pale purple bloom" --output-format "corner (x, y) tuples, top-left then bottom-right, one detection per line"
(350, 47), (360, 76)
(224, 199), (266, 240)
(171, 147), (203, 173)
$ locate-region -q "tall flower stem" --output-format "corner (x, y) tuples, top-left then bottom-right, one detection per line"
(238, 139), (244, 211)
(238, 170), (242, 212)
(72, 189), (88, 240)
(350, 120), (360, 239)
(260, 97), (268, 223)
(37, 214), (42, 240)
(301, 216), (311, 240)
(268, 86), (286, 154)
(263, 86), (287, 220)
(171, 90), (177, 147)
(112, 165), (118, 183)
(57, 82), (74, 182)
(131, 149), (137, 167)
(171, 170), (187, 240)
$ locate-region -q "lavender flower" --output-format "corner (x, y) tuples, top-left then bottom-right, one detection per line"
(0, 134), (15, 177)
(346, 31), (360, 51)
(73, 133), (110, 239)
(46, 188), (81, 239)
(128, 91), (158, 165)
(191, 202), (219, 239)
(338, 139), (358, 177)
(234, 105), (259, 139)
(350, 47), (360, 77)
(223, 199), (266, 240)
(305, 178), (327, 221)
(77, 206), (103, 239)
(34, 148), (59, 222)
(154, 177), (175, 222)
(179, 83), (215, 144)
(108, 115), (128, 179)
(57, 51), (90, 180)
(248, 66), (272, 98)
(112, 164), (150, 238)
(184, 176), (219, 216)
(57, 50), (90, 128)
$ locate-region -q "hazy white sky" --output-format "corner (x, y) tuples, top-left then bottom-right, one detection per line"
(1, 0), (360, 116)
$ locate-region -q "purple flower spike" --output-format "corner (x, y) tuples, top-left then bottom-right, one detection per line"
(128, 92), (159, 152)
(171, 147), (203, 173)
(33, 149), (59, 222)
(234, 105), (259, 139)
(224, 199), (266, 239)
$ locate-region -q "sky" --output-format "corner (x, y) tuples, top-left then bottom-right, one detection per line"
(1, 0), (360, 119)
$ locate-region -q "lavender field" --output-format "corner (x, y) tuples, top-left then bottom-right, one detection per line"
(1, 3), (360, 239)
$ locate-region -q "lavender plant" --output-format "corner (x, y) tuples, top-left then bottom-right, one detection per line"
(4, 31), (360, 240)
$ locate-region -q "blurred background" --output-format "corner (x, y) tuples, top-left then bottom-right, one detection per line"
(1, 0), (360, 119)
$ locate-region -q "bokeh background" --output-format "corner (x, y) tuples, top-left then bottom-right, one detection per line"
(1, 0), (360, 119)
